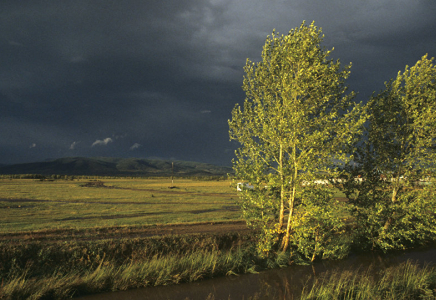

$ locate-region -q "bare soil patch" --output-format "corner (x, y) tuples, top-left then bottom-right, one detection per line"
(0, 221), (250, 244)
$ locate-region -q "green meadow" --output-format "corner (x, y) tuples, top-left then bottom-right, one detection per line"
(0, 178), (241, 233)
(0, 177), (258, 299)
(1, 178), (435, 299)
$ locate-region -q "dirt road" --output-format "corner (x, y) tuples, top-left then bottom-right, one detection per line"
(0, 220), (251, 244)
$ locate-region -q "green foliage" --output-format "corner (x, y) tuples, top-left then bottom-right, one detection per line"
(229, 21), (364, 254)
(341, 54), (436, 251)
(290, 187), (350, 261)
(369, 55), (436, 176)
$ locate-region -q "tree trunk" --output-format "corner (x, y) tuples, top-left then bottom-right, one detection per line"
(279, 192), (285, 229)
(281, 189), (295, 251)
(384, 175), (399, 231)
(278, 143), (285, 229)
(311, 231), (319, 262)
(391, 186), (398, 203)
(281, 150), (298, 251)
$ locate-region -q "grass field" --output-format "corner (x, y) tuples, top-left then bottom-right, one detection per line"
(0, 177), (348, 234)
(0, 178), (242, 233)
(0, 178), (262, 299)
(2, 177), (434, 300)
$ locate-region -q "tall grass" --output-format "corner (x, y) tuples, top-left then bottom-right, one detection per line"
(3, 259), (434, 300)
(0, 233), (262, 300)
(301, 260), (436, 299)
(0, 247), (258, 299)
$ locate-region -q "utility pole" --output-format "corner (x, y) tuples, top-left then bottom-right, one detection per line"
(169, 161), (175, 188)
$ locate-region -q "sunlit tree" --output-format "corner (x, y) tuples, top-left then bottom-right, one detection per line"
(342, 54), (436, 250)
(229, 21), (364, 255)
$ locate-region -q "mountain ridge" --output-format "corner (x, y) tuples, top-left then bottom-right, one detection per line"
(0, 157), (233, 176)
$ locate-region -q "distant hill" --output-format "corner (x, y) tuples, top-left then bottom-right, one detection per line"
(0, 157), (233, 177)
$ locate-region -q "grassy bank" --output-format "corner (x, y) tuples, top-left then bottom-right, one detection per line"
(2, 249), (252, 299)
(4, 232), (436, 300)
(0, 232), (268, 299)
(300, 260), (436, 300)
(2, 232), (436, 299)
(199, 260), (436, 300)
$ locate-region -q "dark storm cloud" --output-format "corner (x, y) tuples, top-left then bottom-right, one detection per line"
(1, 0), (436, 165)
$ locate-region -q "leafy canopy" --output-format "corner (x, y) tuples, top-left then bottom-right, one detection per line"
(342, 54), (436, 251)
(229, 21), (364, 256)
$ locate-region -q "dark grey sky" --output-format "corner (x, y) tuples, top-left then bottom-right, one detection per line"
(1, 0), (435, 166)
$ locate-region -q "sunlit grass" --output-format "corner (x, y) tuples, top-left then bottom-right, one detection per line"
(0, 179), (350, 233)
(0, 233), (257, 300)
(0, 178), (239, 233)
(0, 249), (253, 299)
(300, 260), (436, 300)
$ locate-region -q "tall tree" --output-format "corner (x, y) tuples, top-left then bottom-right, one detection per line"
(342, 54), (436, 250)
(229, 21), (364, 254)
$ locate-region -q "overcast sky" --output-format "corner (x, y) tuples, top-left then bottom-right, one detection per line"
(1, 0), (435, 166)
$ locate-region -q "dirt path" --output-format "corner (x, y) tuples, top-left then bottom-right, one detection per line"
(0, 220), (251, 244)
(1, 197), (235, 206)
